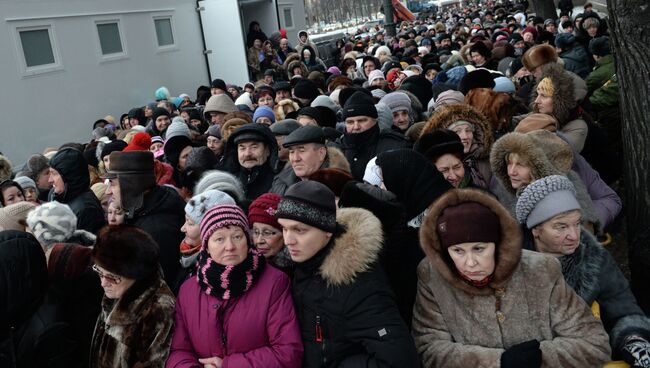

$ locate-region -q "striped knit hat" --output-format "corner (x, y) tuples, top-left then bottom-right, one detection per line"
(200, 204), (251, 248)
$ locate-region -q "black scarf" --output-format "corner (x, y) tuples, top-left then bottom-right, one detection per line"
(196, 248), (266, 299)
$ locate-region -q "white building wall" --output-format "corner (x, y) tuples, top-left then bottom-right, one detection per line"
(0, 0), (209, 165)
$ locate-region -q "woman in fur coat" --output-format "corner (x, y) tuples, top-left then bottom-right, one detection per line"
(516, 175), (650, 367)
(412, 188), (611, 367)
(90, 226), (176, 368)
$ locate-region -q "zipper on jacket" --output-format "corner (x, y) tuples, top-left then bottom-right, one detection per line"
(315, 315), (323, 343)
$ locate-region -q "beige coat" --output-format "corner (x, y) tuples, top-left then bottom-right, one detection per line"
(412, 189), (611, 367)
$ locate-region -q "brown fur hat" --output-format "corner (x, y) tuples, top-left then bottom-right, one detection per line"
(308, 168), (354, 197)
(522, 44), (558, 71)
(92, 226), (160, 280)
(489, 130), (573, 195)
(464, 88), (514, 133)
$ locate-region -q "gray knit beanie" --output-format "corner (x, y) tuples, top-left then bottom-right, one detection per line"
(165, 118), (191, 141)
(380, 91), (412, 113)
(26, 201), (96, 247)
(14, 176), (37, 192)
(194, 170), (245, 203)
(516, 175), (581, 229)
(184, 189), (236, 224)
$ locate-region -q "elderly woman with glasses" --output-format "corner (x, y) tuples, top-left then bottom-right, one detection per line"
(166, 204), (302, 368)
(247, 193), (293, 274)
(90, 226), (175, 368)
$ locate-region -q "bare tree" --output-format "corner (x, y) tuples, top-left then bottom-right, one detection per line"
(606, 0), (650, 313)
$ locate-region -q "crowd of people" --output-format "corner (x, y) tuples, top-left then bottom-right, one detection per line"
(1, 0), (649, 367)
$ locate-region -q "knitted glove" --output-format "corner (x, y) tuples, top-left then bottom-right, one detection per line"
(501, 340), (542, 368)
(621, 336), (650, 368)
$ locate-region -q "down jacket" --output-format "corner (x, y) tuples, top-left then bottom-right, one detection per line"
(166, 265), (303, 367)
(293, 207), (419, 367)
(412, 189), (611, 367)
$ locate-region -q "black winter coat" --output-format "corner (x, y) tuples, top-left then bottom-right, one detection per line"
(292, 208), (419, 368)
(48, 148), (106, 234)
(0, 231), (77, 368)
(560, 45), (592, 79)
(335, 124), (411, 180)
(127, 185), (185, 288)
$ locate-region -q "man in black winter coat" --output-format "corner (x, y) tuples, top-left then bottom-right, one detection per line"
(275, 181), (419, 367)
(48, 148), (106, 234)
(105, 151), (184, 288)
(221, 124), (279, 203)
(335, 91), (411, 180)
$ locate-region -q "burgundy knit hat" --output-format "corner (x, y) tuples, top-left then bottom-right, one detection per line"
(247, 193), (282, 230)
(436, 202), (501, 248)
(200, 204), (250, 248)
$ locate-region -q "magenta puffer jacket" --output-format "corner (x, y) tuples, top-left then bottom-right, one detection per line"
(166, 265), (303, 368)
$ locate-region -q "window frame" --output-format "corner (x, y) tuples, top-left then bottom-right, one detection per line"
(94, 17), (128, 62)
(152, 15), (177, 52)
(281, 6), (295, 30)
(13, 22), (63, 77)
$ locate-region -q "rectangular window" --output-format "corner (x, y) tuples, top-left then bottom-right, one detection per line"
(154, 17), (174, 47)
(283, 8), (294, 28)
(97, 22), (123, 55)
(19, 28), (55, 67)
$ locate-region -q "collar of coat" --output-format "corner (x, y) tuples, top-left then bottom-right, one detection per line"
(559, 230), (607, 305)
(318, 207), (383, 286)
(419, 188), (522, 296)
(101, 274), (170, 326)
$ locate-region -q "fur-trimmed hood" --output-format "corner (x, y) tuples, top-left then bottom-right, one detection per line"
(420, 104), (494, 160)
(287, 60), (308, 79)
(419, 189), (522, 296)
(326, 146), (351, 173)
(490, 130), (573, 195)
(319, 207), (383, 286)
(530, 63), (577, 125)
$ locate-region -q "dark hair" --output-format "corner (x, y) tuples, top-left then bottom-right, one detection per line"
(0, 180), (25, 206)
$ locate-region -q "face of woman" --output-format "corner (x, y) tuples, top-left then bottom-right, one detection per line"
(532, 210), (582, 257)
(451, 123), (474, 153)
(506, 154), (533, 189)
(534, 86), (554, 114)
(23, 187), (39, 203)
(207, 226), (249, 266)
(178, 146), (193, 171)
(94, 264), (135, 299)
(2, 186), (25, 205)
(447, 242), (496, 281)
(107, 202), (125, 226)
(253, 39), (262, 49)
(434, 154), (465, 188)
(181, 215), (201, 246)
(251, 223), (284, 258)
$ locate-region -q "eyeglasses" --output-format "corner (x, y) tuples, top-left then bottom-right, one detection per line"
(92, 264), (122, 285)
(252, 229), (279, 239)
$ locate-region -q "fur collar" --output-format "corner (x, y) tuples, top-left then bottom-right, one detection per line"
(490, 130), (573, 195)
(419, 189), (522, 296)
(102, 274), (171, 326)
(320, 207), (383, 286)
(326, 146), (351, 173)
(559, 229), (607, 304)
(530, 63), (576, 125)
(421, 104), (494, 160)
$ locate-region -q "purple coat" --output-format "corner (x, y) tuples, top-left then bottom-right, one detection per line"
(166, 265), (303, 368)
